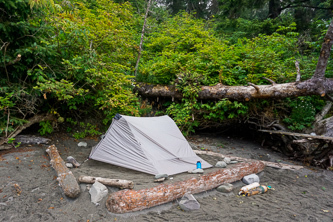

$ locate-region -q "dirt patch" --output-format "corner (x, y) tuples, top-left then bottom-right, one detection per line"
(1, 132), (333, 221)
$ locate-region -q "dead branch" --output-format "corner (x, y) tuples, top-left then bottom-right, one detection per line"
(262, 77), (276, 85)
(78, 176), (134, 189)
(312, 19), (333, 79)
(6, 54), (21, 66)
(248, 82), (260, 93)
(315, 101), (332, 123)
(258, 129), (333, 141)
(295, 60), (301, 82)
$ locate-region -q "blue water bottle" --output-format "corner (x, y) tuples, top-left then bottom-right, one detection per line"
(196, 161), (202, 169)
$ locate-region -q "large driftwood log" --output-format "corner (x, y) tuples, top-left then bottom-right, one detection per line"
(78, 176), (134, 189)
(194, 150), (303, 170)
(46, 145), (80, 198)
(106, 160), (265, 213)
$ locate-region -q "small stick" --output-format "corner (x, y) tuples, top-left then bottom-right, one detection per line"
(262, 77), (276, 85)
(295, 60), (301, 82)
(248, 82), (260, 93)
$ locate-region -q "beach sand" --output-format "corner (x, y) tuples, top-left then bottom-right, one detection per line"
(1, 133), (333, 222)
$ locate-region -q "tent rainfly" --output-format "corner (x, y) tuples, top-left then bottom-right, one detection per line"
(89, 114), (212, 175)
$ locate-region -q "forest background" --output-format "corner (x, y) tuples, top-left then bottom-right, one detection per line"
(1, 0), (333, 149)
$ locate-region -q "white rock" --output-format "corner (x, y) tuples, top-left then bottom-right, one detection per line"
(89, 181), (108, 204)
(215, 161), (227, 168)
(242, 173), (260, 185)
(66, 163), (73, 168)
(78, 142), (88, 147)
(179, 193), (200, 211)
(224, 157), (231, 164)
(216, 183), (234, 193)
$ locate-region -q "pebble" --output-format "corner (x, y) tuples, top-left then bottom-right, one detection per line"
(188, 169), (204, 174)
(31, 187), (40, 193)
(216, 183), (234, 193)
(66, 163), (73, 168)
(155, 174), (168, 179)
(230, 161), (238, 164)
(78, 142), (87, 147)
(154, 178), (166, 182)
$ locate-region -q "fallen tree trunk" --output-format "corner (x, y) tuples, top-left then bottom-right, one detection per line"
(46, 145), (80, 198)
(78, 176), (134, 189)
(193, 150), (303, 170)
(106, 160), (265, 213)
(134, 78), (333, 101)
(0, 113), (55, 150)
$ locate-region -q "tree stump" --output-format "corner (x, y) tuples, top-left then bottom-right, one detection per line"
(106, 160), (265, 213)
(46, 145), (80, 198)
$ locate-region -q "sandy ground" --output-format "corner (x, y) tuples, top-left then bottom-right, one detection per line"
(1, 132), (333, 222)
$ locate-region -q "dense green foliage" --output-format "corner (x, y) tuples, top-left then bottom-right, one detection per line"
(1, 0), (332, 138)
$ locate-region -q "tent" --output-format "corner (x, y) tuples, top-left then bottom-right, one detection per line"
(89, 114), (212, 175)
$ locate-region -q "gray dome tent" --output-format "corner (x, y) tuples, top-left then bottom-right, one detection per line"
(89, 114), (212, 175)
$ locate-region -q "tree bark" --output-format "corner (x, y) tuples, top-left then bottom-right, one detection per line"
(134, 0), (152, 76)
(135, 78), (333, 101)
(78, 176), (134, 189)
(46, 145), (80, 198)
(106, 160), (265, 213)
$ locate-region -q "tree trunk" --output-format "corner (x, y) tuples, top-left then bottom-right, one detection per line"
(46, 145), (80, 198)
(134, 0), (152, 76)
(268, 0), (281, 18)
(78, 176), (134, 189)
(106, 160), (265, 213)
(0, 113), (55, 149)
(135, 78), (333, 101)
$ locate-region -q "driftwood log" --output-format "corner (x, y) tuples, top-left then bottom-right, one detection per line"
(194, 150), (303, 170)
(0, 113), (55, 150)
(46, 145), (80, 198)
(78, 176), (134, 189)
(106, 160), (265, 213)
